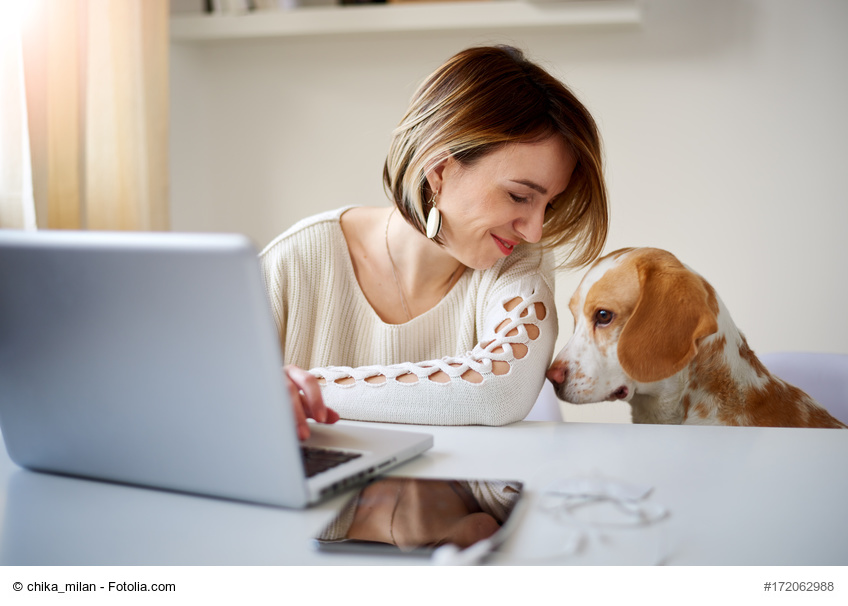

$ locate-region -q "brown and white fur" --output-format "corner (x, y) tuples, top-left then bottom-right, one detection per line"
(546, 247), (846, 428)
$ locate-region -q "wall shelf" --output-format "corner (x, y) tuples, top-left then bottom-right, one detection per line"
(170, 1), (642, 41)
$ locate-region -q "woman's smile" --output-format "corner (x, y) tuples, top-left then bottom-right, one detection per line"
(492, 233), (518, 256)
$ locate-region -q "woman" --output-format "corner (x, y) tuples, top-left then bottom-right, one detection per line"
(261, 46), (608, 439)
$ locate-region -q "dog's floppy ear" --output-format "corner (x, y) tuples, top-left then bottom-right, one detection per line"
(618, 251), (719, 383)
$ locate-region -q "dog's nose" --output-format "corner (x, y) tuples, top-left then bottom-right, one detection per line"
(546, 362), (567, 386)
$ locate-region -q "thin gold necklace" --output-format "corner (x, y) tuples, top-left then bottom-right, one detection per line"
(385, 209), (412, 322)
(384, 209), (463, 323)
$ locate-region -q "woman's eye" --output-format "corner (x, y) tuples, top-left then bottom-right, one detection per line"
(509, 193), (528, 204)
(594, 309), (614, 326)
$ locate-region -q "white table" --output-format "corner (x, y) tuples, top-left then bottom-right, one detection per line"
(1, 420), (846, 566)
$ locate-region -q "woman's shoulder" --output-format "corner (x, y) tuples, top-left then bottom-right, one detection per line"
(260, 206), (353, 257)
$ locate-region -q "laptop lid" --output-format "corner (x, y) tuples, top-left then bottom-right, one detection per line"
(0, 229), (431, 508)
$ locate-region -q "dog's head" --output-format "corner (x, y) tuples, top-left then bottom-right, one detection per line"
(546, 247), (719, 403)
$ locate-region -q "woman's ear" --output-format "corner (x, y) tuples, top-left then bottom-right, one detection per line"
(424, 155), (452, 196)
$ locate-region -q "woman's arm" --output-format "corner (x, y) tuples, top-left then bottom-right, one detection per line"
(311, 273), (557, 426)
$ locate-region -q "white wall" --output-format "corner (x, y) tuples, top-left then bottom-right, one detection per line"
(170, 0), (848, 421)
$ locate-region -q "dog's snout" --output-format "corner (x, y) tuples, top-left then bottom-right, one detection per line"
(546, 362), (567, 386)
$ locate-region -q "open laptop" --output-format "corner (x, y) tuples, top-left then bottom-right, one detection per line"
(0, 229), (432, 508)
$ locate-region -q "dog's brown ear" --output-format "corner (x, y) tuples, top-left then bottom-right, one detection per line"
(618, 251), (719, 383)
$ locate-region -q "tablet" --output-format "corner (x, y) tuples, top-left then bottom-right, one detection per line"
(313, 476), (524, 557)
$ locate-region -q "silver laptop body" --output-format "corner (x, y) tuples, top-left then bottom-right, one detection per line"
(0, 229), (432, 508)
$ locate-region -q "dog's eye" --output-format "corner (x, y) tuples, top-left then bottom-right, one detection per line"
(594, 309), (614, 326)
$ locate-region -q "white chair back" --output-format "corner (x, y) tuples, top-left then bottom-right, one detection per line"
(759, 352), (848, 425)
(525, 380), (564, 422)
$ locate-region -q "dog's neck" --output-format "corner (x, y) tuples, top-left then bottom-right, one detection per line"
(627, 300), (767, 425)
(628, 386), (688, 424)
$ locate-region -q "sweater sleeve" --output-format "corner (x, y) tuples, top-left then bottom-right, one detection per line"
(311, 267), (558, 426)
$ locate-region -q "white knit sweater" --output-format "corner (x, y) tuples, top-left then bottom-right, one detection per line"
(259, 207), (558, 426)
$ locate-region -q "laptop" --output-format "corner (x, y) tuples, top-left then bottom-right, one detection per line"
(0, 229), (433, 508)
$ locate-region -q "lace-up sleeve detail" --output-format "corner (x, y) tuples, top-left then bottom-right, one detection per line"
(312, 272), (558, 426)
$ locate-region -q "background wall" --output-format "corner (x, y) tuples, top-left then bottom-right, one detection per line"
(169, 0), (848, 422)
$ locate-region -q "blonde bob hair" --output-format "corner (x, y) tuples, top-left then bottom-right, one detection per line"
(383, 45), (608, 269)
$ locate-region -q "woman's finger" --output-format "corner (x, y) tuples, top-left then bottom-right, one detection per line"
(285, 364), (333, 423)
(285, 367), (311, 440)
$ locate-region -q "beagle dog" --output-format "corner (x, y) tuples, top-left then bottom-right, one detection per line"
(546, 247), (846, 428)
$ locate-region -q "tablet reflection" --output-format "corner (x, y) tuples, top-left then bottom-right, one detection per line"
(316, 477), (522, 555)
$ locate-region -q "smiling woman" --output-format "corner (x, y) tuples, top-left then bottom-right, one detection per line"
(385, 46), (607, 265)
(423, 137), (576, 270)
(260, 45), (608, 433)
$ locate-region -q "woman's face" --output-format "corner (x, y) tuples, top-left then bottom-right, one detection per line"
(432, 136), (577, 270)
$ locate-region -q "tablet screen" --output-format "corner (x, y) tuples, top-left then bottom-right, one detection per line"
(313, 476), (524, 556)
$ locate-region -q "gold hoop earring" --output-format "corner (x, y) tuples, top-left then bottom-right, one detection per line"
(425, 191), (441, 239)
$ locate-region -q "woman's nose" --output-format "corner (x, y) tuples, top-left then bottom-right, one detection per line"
(515, 204), (546, 244)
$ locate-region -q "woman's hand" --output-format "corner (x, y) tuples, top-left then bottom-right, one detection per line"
(285, 364), (339, 440)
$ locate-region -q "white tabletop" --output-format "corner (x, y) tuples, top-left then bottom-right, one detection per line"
(1, 420), (846, 566)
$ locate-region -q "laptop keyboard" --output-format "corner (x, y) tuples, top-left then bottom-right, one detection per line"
(300, 446), (363, 478)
